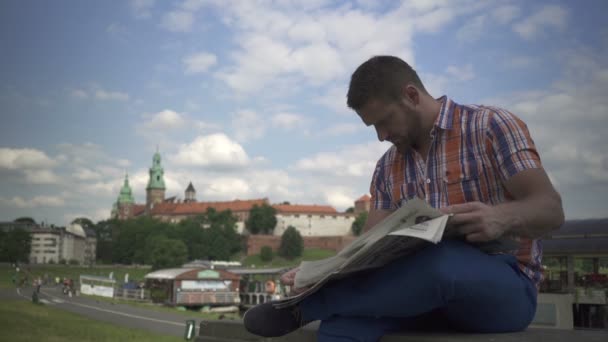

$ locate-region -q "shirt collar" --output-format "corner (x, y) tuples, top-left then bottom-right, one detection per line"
(434, 95), (456, 130)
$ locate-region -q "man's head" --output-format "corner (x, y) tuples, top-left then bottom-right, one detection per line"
(346, 55), (427, 111)
(347, 56), (430, 153)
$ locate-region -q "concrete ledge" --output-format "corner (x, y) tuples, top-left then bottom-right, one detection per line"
(196, 320), (608, 342)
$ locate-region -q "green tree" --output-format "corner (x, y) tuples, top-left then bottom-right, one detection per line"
(173, 208), (242, 261)
(14, 217), (36, 225)
(71, 217), (94, 228)
(3, 228), (32, 262)
(260, 246), (274, 262)
(92, 219), (115, 264)
(147, 237), (188, 270)
(351, 212), (368, 236)
(246, 203), (277, 235)
(111, 216), (171, 264)
(279, 226), (303, 260)
(345, 207), (355, 213)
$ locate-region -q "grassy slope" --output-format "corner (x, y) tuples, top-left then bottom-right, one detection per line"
(0, 300), (180, 342)
(241, 248), (336, 268)
(0, 264), (150, 288)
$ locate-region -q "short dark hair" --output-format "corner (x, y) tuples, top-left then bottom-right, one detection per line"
(346, 55), (427, 110)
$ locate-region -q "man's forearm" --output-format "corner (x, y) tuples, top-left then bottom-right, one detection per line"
(496, 191), (564, 238)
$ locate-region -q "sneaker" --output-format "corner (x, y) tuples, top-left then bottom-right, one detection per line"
(243, 301), (310, 337)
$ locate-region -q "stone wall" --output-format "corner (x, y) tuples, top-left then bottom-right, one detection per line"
(246, 235), (357, 256)
(275, 213), (355, 237)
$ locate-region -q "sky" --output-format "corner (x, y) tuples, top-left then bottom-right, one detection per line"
(0, 0), (607, 226)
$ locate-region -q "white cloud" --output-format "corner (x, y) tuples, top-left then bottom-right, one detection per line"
(70, 89), (88, 99)
(72, 168), (102, 181)
(502, 55), (538, 69)
(446, 64), (475, 81)
(143, 110), (186, 130)
(322, 123), (362, 136)
(183, 52), (218, 74)
(232, 110), (265, 142)
(161, 10), (194, 32)
(271, 112), (307, 130)
(513, 5), (568, 40)
(171, 133), (250, 168)
(492, 5), (520, 24)
(23, 170), (60, 184)
(0, 195), (65, 208)
(95, 89), (130, 101)
(292, 141), (389, 177)
(314, 85), (350, 115)
(130, 0), (155, 19)
(0, 148), (56, 170)
(456, 15), (486, 43)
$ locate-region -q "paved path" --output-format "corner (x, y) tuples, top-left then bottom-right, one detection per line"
(1, 285), (207, 337)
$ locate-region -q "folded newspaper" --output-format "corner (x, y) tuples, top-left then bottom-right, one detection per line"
(273, 198), (452, 309)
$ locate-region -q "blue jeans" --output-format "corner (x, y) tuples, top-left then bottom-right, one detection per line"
(299, 239), (537, 342)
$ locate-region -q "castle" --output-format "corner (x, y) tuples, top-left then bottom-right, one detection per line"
(111, 151), (370, 237)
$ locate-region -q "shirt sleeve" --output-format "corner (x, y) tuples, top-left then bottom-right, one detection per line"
(369, 158), (393, 210)
(486, 108), (542, 182)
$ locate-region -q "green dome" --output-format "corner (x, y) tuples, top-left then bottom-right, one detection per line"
(118, 174), (135, 204)
(147, 151), (166, 190)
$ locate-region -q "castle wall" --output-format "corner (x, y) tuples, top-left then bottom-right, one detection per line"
(246, 235), (357, 256)
(274, 213), (355, 237)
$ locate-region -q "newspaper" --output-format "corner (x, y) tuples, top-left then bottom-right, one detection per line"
(273, 198), (452, 309)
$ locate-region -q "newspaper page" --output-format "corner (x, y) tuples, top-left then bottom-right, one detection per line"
(273, 198), (449, 308)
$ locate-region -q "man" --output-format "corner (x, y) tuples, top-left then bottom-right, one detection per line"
(244, 56), (564, 341)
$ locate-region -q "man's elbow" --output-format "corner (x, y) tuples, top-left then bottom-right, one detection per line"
(548, 190), (565, 232)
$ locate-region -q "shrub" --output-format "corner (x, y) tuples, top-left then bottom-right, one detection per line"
(260, 246), (274, 262)
(68, 259), (79, 265)
(279, 226), (303, 260)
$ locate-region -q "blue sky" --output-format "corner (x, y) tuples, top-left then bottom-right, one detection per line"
(1, 0), (607, 226)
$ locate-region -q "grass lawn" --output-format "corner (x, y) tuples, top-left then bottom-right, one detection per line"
(241, 248), (336, 268)
(82, 294), (240, 320)
(0, 299), (180, 341)
(0, 264), (151, 289)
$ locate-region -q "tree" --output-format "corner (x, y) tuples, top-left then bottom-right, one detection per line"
(260, 246), (274, 262)
(14, 217), (36, 225)
(147, 237), (188, 270)
(351, 212), (368, 236)
(345, 207), (355, 213)
(3, 228), (32, 262)
(246, 203), (277, 235)
(71, 217), (94, 228)
(279, 226), (303, 260)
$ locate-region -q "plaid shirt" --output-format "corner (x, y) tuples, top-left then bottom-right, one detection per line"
(370, 96), (544, 287)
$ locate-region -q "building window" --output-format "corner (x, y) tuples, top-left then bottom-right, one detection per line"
(333, 215), (337, 219)
(320, 215), (325, 218)
(307, 215), (312, 218)
(294, 214), (300, 218)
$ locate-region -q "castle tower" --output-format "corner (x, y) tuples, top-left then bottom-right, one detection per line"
(117, 173), (135, 219)
(185, 182), (196, 203)
(146, 149), (166, 211)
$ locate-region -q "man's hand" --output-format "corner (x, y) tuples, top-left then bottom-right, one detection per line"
(440, 202), (510, 242)
(280, 267), (299, 286)
(280, 267), (311, 295)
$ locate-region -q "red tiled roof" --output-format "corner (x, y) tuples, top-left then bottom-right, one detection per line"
(355, 194), (371, 202)
(150, 198), (268, 216)
(132, 204), (146, 216)
(273, 204), (338, 215)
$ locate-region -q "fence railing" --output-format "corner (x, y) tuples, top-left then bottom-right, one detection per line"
(113, 287), (150, 301)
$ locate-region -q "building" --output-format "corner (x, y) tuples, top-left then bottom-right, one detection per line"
(111, 151), (370, 237)
(354, 194), (371, 214)
(273, 204), (354, 236)
(0, 222), (97, 265)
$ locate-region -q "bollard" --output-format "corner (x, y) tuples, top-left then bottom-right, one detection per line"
(184, 320), (196, 340)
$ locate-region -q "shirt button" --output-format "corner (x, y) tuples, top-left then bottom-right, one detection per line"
(426, 179), (431, 184)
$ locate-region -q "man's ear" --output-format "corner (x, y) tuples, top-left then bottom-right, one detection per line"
(401, 85), (420, 106)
